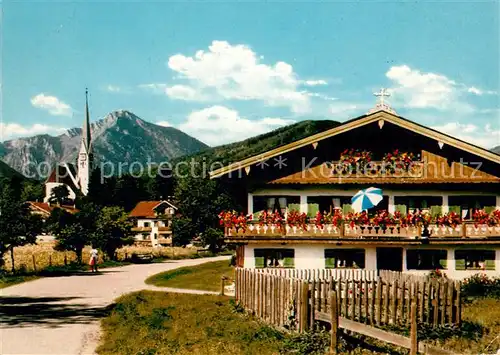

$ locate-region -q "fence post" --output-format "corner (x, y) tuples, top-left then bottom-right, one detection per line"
(64, 253), (68, 266)
(301, 281), (309, 332)
(410, 300), (418, 355)
(329, 290), (339, 355)
(220, 276), (226, 296)
(32, 254), (37, 272)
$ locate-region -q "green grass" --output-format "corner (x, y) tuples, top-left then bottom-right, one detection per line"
(145, 260), (234, 292)
(97, 291), (415, 355)
(0, 274), (39, 289)
(436, 298), (500, 354)
(97, 291), (287, 355)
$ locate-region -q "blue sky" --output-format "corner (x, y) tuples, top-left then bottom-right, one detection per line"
(1, 1), (499, 148)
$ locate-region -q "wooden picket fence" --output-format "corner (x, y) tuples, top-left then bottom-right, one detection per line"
(234, 268), (461, 333)
(255, 268), (378, 281)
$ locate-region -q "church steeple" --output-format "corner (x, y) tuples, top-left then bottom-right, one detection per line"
(78, 88), (93, 195)
(82, 88), (92, 153)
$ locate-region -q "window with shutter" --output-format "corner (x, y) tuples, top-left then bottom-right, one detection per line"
(455, 250), (495, 270)
(406, 249), (447, 270)
(254, 248), (294, 268)
(324, 249), (365, 269)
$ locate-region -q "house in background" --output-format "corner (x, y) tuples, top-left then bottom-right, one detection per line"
(211, 96), (500, 279)
(129, 200), (177, 247)
(44, 89), (94, 203)
(28, 201), (79, 242)
(28, 201), (79, 219)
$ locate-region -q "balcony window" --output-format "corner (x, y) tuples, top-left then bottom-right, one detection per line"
(143, 222), (150, 228)
(455, 250), (495, 270)
(307, 196), (349, 215)
(406, 249), (447, 270)
(394, 196), (443, 214)
(253, 196), (300, 217)
(325, 249), (365, 269)
(254, 248), (294, 268)
(448, 196), (496, 220)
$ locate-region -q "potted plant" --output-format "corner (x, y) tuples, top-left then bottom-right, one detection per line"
(286, 210), (308, 232)
(435, 211), (462, 229)
(336, 148), (373, 175)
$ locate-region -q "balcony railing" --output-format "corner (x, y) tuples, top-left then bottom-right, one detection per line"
(132, 227), (152, 232)
(225, 222), (500, 239)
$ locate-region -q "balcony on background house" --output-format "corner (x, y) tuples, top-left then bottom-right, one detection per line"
(224, 222), (500, 239)
(131, 226), (152, 232)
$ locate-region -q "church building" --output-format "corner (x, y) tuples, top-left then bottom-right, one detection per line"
(44, 90), (94, 203)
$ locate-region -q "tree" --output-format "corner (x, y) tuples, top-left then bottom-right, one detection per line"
(172, 215), (195, 247)
(91, 206), (133, 260)
(21, 181), (44, 202)
(49, 184), (70, 205)
(46, 206), (95, 264)
(173, 166), (235, 246)
(0, 182), (43, 272)
(200, 227), (224, 253)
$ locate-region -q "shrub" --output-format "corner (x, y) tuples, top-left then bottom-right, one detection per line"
(461, 273), (500, 299)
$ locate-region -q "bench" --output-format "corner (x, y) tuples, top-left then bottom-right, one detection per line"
(130, 253), (154, 263)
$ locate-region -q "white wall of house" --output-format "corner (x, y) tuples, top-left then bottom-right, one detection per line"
(247, 189), (500, 214)
(44, 182), (76, 203)
(244, 244), (377, 270)
(133, 218), (171, 247)
(243, 244), (500, 279)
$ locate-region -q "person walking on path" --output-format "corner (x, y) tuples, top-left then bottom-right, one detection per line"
(89, 247), (99, 272)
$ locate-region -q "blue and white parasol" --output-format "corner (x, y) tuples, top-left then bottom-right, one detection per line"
(351, 187), (383, 212)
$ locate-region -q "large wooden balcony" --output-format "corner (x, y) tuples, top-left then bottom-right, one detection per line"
(225, 222), (500, 239)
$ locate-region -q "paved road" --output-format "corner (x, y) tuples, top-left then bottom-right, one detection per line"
(0, 256), (231, 355)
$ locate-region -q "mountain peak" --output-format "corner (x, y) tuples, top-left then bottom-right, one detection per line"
(1, 110), (208, 178)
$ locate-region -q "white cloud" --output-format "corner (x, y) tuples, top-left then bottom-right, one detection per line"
(156, 121), (172, 127)
(467, 86), (482, 95)
(467, 86), (497, 96)
(303, 79), (328, 86)
(165, 85), (209, 101)
(329, 102), (368, 116)
(138, 83), (169, 94)
(166, 40), (312, 113)
(0, 122), (67, 141)
(386, 65), (462, 110)
(431, 121), (500, 149)
(106, 85), (122, 93)
(307, 92), (337, 101)
(30, 93), (73, 116)
(178, 105), (295, 145)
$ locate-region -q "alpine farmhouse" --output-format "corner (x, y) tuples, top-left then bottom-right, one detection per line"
(211, 101), (500, 279)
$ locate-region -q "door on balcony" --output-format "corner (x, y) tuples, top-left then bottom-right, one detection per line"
(376, 247), (403, 271)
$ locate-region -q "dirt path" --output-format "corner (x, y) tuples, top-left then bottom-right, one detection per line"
(0, 255), (231, 355)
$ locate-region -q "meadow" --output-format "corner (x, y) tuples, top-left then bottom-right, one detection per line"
(2, 242), (205, 274)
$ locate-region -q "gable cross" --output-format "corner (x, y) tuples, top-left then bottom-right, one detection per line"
(374, 88), (391, 105)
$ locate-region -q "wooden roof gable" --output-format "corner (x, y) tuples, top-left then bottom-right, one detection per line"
(210, 110), (500, 179)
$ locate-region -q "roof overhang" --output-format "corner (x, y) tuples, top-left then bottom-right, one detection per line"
(209, 110), (500, 179)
